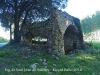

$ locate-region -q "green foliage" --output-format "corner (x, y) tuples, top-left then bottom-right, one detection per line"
(81, 11), (100, 34)
(0, 37), (9, 43)
(81, 17), (93, 34)
(0, 0), (68, 43)
(0, 50), (11, 57)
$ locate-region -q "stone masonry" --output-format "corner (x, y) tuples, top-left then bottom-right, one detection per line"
(20, 8), (83, 55)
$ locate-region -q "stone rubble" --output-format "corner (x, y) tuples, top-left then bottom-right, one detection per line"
(30, 63), (38, 70)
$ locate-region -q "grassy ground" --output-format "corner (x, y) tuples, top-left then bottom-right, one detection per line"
(91, 42), (100, 48)
(0, 43), (100, 75)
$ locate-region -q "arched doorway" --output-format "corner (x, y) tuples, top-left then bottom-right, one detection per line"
(64, 25), (79, 54)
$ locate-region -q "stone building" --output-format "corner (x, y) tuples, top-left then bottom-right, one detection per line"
(20, 8), (83, 55)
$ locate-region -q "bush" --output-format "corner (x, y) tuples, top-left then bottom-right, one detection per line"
(0, 37), (9, 43)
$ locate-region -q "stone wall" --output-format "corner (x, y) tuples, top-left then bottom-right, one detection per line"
(20, 7), (83, 55)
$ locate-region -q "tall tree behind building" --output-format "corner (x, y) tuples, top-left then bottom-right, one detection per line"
(81, 11), (100, 41)
(0, 0), (68, 44)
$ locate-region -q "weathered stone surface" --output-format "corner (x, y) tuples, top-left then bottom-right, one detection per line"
(20, 7), (83, 55)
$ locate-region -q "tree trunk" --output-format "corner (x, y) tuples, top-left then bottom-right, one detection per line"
(14, 22), (20, 43)
(21, 9), (29, 28)
(14, 0), (20, 43)
(9, 23), (12, 41)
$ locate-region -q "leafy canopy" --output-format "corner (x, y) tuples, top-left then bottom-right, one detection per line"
(81, 11), (100, 34)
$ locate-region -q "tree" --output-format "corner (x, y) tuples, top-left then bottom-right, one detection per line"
(81, 11), (100, 34)
(0, 0), (68, 44)
(81, 16), (93, 34)
(81, 11), (100, 41)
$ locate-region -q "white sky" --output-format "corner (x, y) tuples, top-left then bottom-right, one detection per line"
(0, 25), (9, 39)
(65, 0), (100, 19)
(1, 0), (100, 39)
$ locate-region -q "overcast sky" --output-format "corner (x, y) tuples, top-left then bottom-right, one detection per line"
(65, 0), (100, 19)
(1, 0), (100, 39)
(0, 25), (9, 39)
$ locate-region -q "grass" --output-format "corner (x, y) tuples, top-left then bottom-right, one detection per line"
(0, 43), (100, 75)
(86, 41), (100, 48)
(91, 42), (100, 48)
